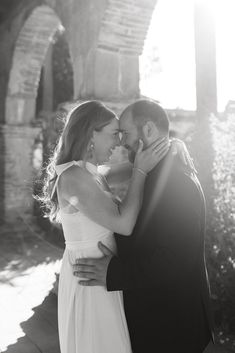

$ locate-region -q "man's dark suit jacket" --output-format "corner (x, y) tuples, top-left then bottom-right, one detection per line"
(107, 152), (214, 353)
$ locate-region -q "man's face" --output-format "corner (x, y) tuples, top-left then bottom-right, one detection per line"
(119, 111), (144, 163)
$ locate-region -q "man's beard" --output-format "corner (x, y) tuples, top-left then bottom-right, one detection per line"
(125, 140), (139, 163)
(128, 149), (136, 163)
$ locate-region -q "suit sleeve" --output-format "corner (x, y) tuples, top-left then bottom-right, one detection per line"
(107, 174), (205, 291)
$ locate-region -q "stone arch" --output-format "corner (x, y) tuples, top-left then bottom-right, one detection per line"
(3, 5), (73, 222)
(98, 0), (157, 55)
(87, 0), (157, 100)
(5, 5), (64, 125)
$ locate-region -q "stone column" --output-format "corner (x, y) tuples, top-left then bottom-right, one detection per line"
(1, 124), (41, 223)
(74, 48), (139, 100)
(42, 44), (54, 112)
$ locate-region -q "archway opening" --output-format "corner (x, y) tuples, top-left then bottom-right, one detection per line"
(6, 4), (75, 127)
(140, 0), (235, 113)
(140, 0), (196, 112)
(4, 5), (74, 225)
(36, 31), (74, 117)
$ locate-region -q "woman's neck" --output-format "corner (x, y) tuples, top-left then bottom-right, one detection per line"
(85, 155), (98, 166)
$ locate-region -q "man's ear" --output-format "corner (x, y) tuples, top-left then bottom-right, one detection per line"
(142, 121), (158, 139)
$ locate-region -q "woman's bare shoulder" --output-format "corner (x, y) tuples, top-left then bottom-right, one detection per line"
(59, 164), (93, 192)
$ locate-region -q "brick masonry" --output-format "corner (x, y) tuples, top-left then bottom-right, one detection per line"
(98, 0), (156, 55)
(6, 5), (62, 124)
(1, 124), (41, 222)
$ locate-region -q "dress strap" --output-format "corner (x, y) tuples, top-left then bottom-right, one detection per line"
(55, 160), (83, 176)
(51, 160), (83, 198)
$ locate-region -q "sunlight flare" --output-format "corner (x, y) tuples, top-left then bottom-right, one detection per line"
(140, 0), (235, 112)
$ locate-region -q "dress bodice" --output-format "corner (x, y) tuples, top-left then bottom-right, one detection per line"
(55, 160), (114, 246)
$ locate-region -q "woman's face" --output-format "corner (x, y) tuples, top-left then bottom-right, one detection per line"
(92, 117), (120, 164)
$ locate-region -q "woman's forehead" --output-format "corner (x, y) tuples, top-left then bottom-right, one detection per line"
(111, 117), (119, 128)
(103, 117), (119, 131)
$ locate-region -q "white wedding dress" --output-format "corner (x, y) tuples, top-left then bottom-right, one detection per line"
(55, 160), (132, 353)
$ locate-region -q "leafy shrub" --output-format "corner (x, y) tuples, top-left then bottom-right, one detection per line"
(190, 113), (235, 348)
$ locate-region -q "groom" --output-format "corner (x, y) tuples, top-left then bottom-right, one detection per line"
(73, 99), (214, 352)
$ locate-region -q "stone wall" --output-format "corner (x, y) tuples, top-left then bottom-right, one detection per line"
(79, 0), (157, 99)
(0, 124), (41, 222)
(0, 0), (157, 222)
(6, 5), (62, 125)
(0, 0), (43, 124)
(0, 0), (218, 223)
(1, 0), (157, 125)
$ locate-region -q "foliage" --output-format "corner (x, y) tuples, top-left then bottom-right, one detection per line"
(52, 32), (74, 110)
(190, 113), (235, 349)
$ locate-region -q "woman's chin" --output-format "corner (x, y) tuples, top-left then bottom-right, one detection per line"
(97, 156), (110, 166)
(103, 151), (113, 164)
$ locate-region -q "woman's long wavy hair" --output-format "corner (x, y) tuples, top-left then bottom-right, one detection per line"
(38, 100), (116, 222)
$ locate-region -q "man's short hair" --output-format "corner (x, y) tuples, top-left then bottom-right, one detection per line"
(121, 99), (169, 134)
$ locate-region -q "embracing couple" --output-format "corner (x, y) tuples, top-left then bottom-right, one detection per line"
(40, 99), (214, 353)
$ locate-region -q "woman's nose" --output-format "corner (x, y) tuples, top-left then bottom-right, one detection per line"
(113, 134), (121, 147)
(114, 132), (123, 145)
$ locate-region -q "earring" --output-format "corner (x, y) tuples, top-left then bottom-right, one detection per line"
(87, 143), (94, 158)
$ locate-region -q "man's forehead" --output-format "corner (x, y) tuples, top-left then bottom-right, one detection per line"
(119, 111), (134, 129)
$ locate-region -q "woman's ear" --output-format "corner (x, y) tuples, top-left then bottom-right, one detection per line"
(87, 138), (95, 156)
(90, 132), (96, 146)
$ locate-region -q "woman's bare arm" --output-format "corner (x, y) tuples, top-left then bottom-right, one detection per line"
(59, 138), (169, 235)
(59, 164), (145, 235)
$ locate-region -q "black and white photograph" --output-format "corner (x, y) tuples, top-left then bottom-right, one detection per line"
(0, 1), (234, 352)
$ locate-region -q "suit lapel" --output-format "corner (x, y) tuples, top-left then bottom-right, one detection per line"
(133, 153), (175, 245)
